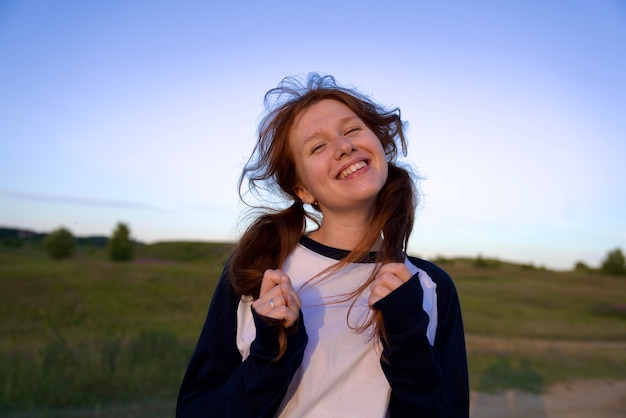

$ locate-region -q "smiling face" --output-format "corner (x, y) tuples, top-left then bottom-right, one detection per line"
(289, 99), (388, 216)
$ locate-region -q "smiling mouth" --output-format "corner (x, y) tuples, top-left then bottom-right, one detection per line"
(338, 161), (368, 179)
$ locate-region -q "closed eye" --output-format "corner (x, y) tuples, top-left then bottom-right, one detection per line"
(344, 126), (361, 136)
(311, 143), (326, 154)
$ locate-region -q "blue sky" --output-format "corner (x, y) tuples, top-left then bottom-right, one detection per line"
(1, 0), (625, 270)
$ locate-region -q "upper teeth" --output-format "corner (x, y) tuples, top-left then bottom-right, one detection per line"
(339, 161), (367, 179)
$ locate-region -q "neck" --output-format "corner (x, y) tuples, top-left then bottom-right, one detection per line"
(308, 212), (381, 251)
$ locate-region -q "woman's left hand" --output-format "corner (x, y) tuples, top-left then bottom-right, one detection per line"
(368, 262), (413, 306)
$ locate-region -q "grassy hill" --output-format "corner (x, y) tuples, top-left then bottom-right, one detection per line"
(445, 258), (626, 394)
(1, 242), (625, 415)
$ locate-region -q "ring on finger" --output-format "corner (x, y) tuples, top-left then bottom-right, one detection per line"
(269, 298), (275, 309)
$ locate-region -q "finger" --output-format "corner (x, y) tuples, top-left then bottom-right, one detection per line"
(262, 269), (301, 309)
(277, 278), (301, 308)
(254, 269), (302, 326)
(268, 294), (285, 310)
(368, 268), (406, 306)
(372, 271), (404, 292)
(378, 262), (412, 283)
(271, 305), (300, 328)
(252, 286), (285, 316)
(368, 283), (393, 306)
(259, 269), (287, 297)
(282, 287), (302, 310)
(252, 298), (300, 328)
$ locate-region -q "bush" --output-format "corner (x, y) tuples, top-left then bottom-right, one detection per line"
(473, 254), (500, 269)
(433, 255), (455, 265)
(574, 261), (592, 273)
(600, 248), (625, 276)
(107, 223), (134, 262)
(43, 227), (75, 260)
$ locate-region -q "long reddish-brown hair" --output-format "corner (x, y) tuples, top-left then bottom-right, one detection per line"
(229, 73), (417, 354)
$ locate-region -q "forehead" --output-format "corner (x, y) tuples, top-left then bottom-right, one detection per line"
(290, 99), (358, 141)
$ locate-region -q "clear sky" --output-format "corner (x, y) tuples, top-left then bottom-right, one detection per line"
(1, 0), (625, 270)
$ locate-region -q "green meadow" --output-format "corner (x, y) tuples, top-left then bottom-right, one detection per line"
(1, 243), (625, 416)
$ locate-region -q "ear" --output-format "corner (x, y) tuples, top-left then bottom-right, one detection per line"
(294, 185), (315, 205)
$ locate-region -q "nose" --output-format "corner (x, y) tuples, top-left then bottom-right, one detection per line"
(334, 136), (355, 160)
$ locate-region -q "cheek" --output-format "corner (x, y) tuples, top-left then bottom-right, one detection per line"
(292, 158), (318, 195)
(299, 164), (325, 194)
(375, 143), (389, 182)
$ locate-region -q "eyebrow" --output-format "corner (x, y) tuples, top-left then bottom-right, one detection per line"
(302, 115), (361, 145)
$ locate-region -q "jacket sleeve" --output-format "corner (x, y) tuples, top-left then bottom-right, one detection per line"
(176, 263), (308, 418)
(373, 262), (469, 417)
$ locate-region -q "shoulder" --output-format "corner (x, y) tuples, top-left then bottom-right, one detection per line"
(213, 258), (243, 304)
(407, 256), (459, 296)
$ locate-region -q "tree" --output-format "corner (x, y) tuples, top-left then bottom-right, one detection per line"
(107, 222), (134, 262)
(600, 248), (625, 276)
(44, 227), (75, 260)
(574, 261), (592, 273)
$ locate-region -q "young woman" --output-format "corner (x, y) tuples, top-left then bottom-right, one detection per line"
(176, 74), (469, 417)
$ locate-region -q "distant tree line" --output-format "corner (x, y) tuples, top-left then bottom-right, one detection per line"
(0, 227), (107, 248)
(576, 247), (626, 276)
(1, 223), (135, 262)
(0, 228), (47, 247)
(3, 225), (625, 275)
(468, 249), (626, 276)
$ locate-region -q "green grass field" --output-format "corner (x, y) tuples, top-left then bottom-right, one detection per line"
(1, 243), (625, 416)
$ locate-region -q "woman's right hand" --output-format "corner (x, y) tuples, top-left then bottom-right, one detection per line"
(252, 269), (302, 328)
